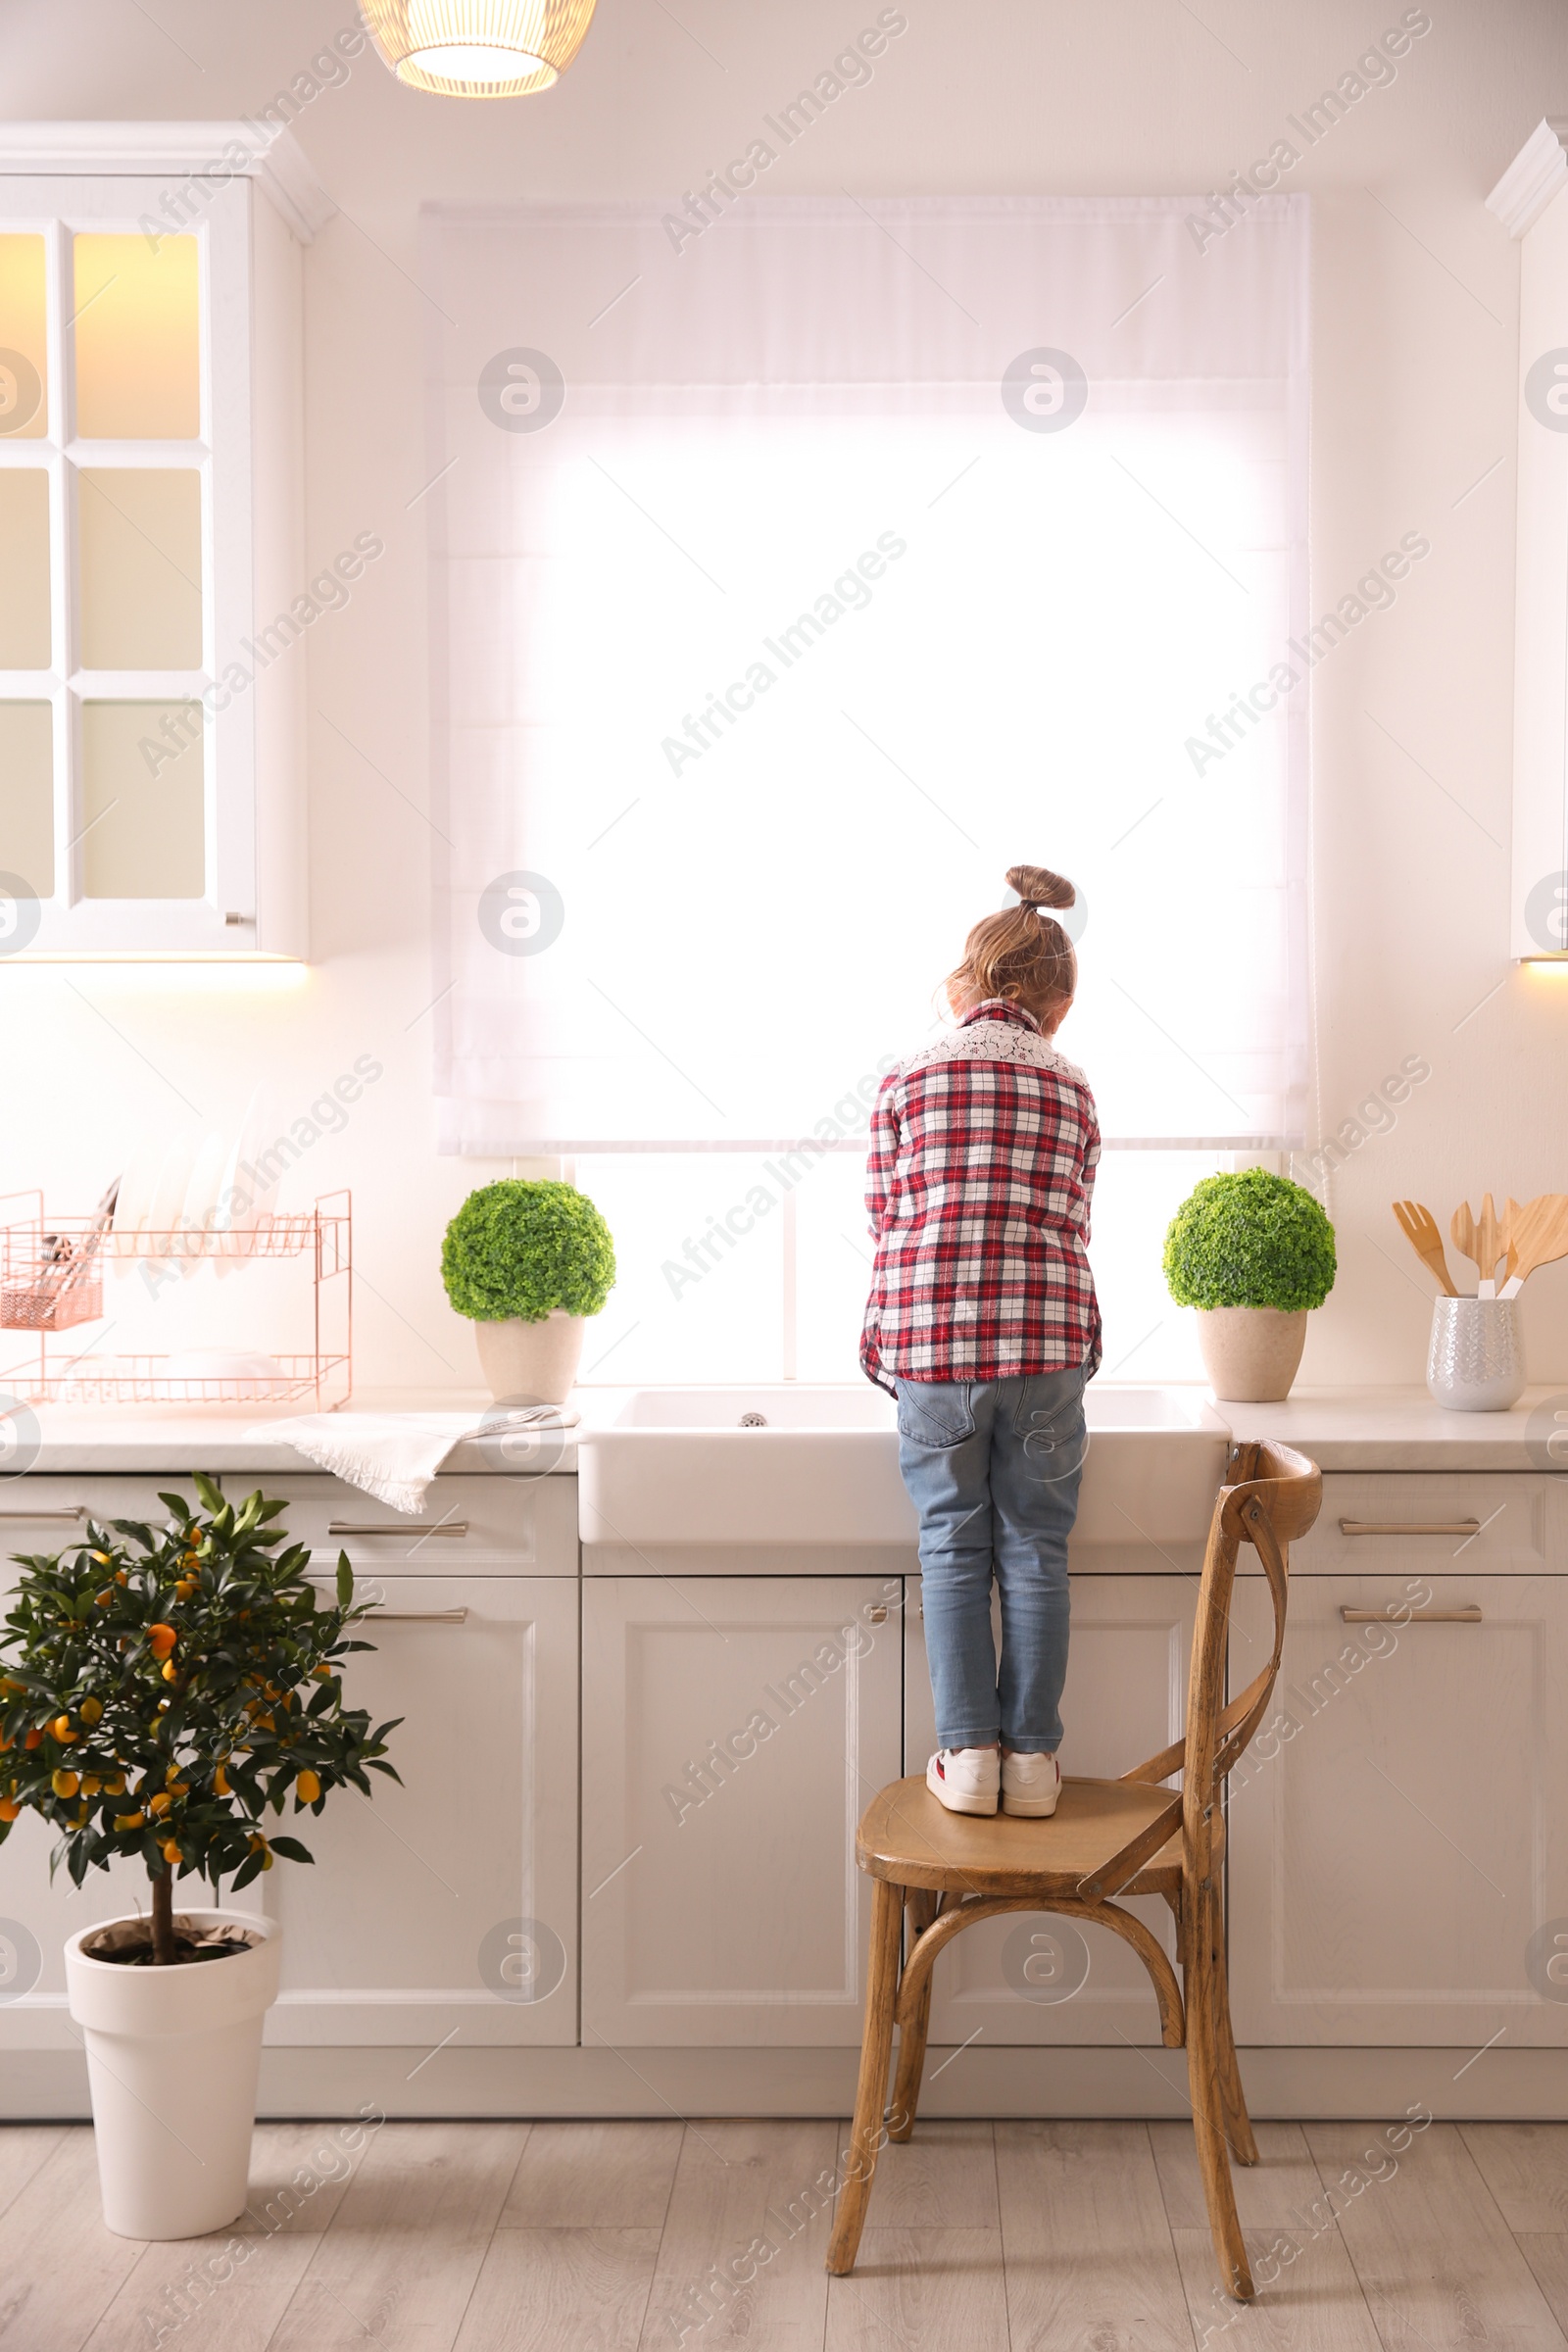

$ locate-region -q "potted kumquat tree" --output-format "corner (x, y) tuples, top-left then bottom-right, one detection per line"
(0, 1472), (399, 2240)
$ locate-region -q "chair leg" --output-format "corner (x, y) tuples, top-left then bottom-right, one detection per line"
(888, 1891), (939, 2142)
(1210, 1887), (1259, 2166)
(1185, 1885), (1254, 2303)
(826, 1876), (904, 2277)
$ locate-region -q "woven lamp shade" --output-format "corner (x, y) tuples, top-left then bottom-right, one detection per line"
(359, 0), (598, 96)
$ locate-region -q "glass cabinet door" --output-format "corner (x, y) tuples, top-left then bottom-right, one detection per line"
(0, 175), (259, 952)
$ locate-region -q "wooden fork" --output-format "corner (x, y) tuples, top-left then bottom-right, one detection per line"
(1393, 1200), (1457, 1296)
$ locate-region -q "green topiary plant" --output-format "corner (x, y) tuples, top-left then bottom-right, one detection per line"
(0, 1474), (399, 1966)
(1163, 1168), (1337, 1312)
(441, 1179), (615, 1323)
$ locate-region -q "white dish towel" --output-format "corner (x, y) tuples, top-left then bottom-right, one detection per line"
(246, 1410), (576, 1517)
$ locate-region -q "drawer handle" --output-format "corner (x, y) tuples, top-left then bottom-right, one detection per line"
(866, 1606), (888, 1625)
(367, 1607), (469, 1624)
(328, 1521), (469, 1538)
(0, 1506), (86, 1523)
(1339, 1519), (1482, 1538)
(1340, 1604), (1483, 1624)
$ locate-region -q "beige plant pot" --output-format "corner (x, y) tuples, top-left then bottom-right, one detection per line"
(472, 1311), (587, 1406)
(1196, 1307), (1309, 1402)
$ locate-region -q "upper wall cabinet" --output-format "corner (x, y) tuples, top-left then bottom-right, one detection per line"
(1491, 120), (1568, 962)
(0, 122), (333, 956)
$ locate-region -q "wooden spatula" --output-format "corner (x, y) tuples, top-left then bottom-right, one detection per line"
(1477, 1193), (1503, 1298)
(1500, 1195), (1568, 1297)
(1449, 1201), (1483, 1295)
(1393, 1200), (1458, 1296)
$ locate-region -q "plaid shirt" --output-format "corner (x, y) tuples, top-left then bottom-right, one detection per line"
(860, 999), (1102, 1393)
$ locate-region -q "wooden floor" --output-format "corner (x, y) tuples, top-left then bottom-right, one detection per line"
(4, 2116), (1568, 2350)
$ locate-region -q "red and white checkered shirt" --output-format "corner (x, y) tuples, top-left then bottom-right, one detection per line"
(860, 999), (1102, 1393)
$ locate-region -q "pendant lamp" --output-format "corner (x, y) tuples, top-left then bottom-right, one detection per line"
(360, 1), (598, 97)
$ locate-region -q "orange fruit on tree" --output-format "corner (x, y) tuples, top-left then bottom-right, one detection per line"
(295, 1769), (321, 1803)
(95, 1591), (114, 1608)
(161, 1660), (179, 1683)
(23, 1729), (42, 1750)
(114, 1809), (145, 1831)
(50, 1769), (79, 1798)
(81, 1774), (101, 1796)
(161, 1839), (180, 1866)
(0, 1798), (20, 1824)
(213, 1765), (230, 1796)
(147, 1790), (172, 1816)
(147, 1624), (176, 1659)
(78, 1696), (102, 1725)
(50, 1714), (75, 1743)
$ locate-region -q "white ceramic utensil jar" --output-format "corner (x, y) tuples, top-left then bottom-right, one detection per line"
(1427, 1296), (1525, 1412)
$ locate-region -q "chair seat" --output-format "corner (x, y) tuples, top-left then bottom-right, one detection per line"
(856, 1774), (1217, 1898)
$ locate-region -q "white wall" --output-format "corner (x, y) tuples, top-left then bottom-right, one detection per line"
(2, 0), (1566, 1393)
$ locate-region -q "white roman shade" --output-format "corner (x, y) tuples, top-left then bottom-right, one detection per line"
(425, 195), (1309, 1153)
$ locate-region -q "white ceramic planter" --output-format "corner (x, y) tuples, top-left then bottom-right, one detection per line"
(1196, 1306), (1309, 1402)
(65, 1908), (280, 2240)
(472, 1310), (586, 1405)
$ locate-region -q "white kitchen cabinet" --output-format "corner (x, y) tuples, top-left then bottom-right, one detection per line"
(1227, 1571), (1568, 2046)
(580, 1576), (902, 2046)
(264, 1574), (578, 2047)
(904, 1574), (1196, 2046)
(0, 122), (334, 956)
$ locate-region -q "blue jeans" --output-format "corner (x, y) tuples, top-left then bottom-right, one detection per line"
(896, 1368), (1089, 1755)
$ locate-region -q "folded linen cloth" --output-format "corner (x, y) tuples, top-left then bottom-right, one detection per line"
(247, 1409), (577, 1516)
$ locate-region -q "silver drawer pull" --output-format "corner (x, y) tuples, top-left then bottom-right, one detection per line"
(368, 1607), (468, 1624)
(1340, 1604), (1483, 1624)
(866, 1606), (888, 1625)
(328, 1521), (469, 1538)
(0, 1506), (86, 1523)
(1339, 1519), (1482, 1538)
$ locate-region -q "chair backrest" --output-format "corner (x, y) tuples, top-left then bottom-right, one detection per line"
(1181, 1440), (1321, 1882)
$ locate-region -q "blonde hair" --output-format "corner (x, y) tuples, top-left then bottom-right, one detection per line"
(945, 863), (1078, 1021)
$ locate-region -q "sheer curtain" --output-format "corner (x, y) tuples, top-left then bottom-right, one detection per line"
(426, 195), (1309, 1158)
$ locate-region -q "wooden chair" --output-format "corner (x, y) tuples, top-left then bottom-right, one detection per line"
(825, 1439), (1321, 2303)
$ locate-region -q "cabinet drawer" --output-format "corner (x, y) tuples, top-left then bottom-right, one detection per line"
(0, 1474), (578, 1577)
(1256, 1473), (1562, 1577)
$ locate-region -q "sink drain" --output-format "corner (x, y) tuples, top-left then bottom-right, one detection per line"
(738, 1411), (768, 1428)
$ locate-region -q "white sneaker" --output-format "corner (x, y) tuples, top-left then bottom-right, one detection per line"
(1002, 1750), (1061, 1818)
(926, 1747), (1000, 1816)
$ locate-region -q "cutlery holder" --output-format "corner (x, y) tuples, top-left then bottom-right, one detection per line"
(1427, 1296), (1525, 1412)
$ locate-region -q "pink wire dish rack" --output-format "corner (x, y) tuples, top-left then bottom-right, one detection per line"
(0, 1190), (353, 1408)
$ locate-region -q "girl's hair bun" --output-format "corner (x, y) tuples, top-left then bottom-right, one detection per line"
(1005, 863), (1075, 914)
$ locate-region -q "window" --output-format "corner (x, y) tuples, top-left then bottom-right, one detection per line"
(427, 198), (1309, 1379)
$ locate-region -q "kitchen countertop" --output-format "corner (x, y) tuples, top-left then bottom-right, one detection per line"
(4, 1384), (1565, 1477)
(1217, 1385), (1565, 1471)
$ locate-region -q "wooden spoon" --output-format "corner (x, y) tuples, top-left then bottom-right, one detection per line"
(1500, 1196), (1568, 1297)
(1393, 1200), (1458, 1296)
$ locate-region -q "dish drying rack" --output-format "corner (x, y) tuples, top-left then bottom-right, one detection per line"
(0, 1190), (353, 1408)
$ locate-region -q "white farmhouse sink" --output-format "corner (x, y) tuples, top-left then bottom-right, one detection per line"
(576, 1385), (1232, 1549)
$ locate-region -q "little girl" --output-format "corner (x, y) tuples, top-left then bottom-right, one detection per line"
(861, 864), (1101, 1818)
